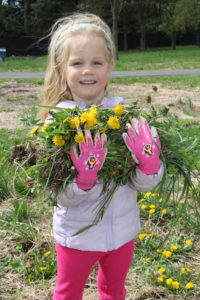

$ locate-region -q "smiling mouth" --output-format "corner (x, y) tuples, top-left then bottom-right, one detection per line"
(80, 80), (96, 85)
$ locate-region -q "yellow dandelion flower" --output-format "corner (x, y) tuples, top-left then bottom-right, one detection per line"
(158, 268), (165, 274)
(157, 194), (160, 196)
(159, 198), (163, 202)
(149, 208), (155, 214)
(166, 278), (173, 285)
(113, 103), (125, 115)
(99, 126), (107, 133)
(53, 135), (65, 147)
(162, 209), (167, 215)
(149, 204), (156, 209)
(186, 282), (193, 289)
(157, 249), (162, 253)
(170, 197), (174, 201)
(40, 267), (46, 271)
(141, 204), (147, 210)
(139, 234), (147, 240)
(140, 198), (145, 202)
(162, 250), (172, 258)
(80, 112), (89, 123)
(30, 126), (40, 137)
(185, 240), (193, 246)
(89, 107), (97, 116)
(152, 193), (156, 197)
(181, 267), (186, 274)
(186, 268), (190, 272)
(69, 116), (80, 129)
(172, 281), (179, 290)
(158, 276), (164, 282)
(172, 245), (178, 251)
(44, 251), (51, 257)
(107, 116), (120, 129)
(75, 133), (85, 143)
(146, 258), (150, 261)
(25, 265), (29, 269)
(43, 124), (50, 131)
(179, 200), (185, 204)
(86, 116), (97, 128)
(145, 192), (151, 197)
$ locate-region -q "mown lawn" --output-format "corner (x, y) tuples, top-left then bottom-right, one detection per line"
(0, 45), (200, 72)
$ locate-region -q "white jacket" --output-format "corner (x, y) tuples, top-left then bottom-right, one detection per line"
(52, 97), (164, 251)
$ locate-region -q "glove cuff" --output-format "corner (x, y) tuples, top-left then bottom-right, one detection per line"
(138, 160), (162, 175)
(76, 173), (97, 190)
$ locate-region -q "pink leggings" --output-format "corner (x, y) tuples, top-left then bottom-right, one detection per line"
(53, 240), (134, 300)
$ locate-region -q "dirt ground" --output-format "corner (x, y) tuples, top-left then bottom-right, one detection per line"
(0, 80), (200, 129)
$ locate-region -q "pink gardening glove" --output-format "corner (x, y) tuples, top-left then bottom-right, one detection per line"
(122, 117), (161, 175)
(70, 128), (107, 190)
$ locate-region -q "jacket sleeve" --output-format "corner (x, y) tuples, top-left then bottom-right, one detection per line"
(128, 163), (164, 191)
(53, 181), (103, 207)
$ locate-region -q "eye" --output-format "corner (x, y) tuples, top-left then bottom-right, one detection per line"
(93, 61), (103, 65)
(72, 62), (82, 66)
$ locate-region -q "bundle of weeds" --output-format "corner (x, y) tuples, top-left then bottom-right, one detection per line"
(27, 103), (200, 232)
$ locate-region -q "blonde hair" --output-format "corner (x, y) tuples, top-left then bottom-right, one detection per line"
(40, 13), (115, 121)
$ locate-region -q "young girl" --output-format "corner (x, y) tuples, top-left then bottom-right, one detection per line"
(40, 13), (164, 300)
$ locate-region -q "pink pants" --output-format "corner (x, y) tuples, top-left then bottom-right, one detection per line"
(53, 240), (134, 300)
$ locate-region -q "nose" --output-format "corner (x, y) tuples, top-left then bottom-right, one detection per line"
(82, 64), (93, 75)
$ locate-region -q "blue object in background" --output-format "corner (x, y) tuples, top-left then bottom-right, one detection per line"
(0, 48), (7, 61)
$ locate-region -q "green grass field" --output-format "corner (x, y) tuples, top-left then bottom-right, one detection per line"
(0, 45), (200, 72)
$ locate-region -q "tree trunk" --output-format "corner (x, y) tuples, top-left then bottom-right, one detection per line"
(140, 24), (146, 51)
(123, 24), (128, 51)
(171, 31), (176, 50)
(24, 0), (31, 34)
(110, 0), (119, 60)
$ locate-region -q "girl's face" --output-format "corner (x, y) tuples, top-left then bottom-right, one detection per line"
(65, 32), (113, 105)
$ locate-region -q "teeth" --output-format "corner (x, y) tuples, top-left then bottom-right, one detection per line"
(81, 81), (96, 84)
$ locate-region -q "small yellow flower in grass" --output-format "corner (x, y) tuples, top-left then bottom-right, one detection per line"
(186, 268), (190, 272)
(158, 268), (165, 274)
(170, 197), (175, 201)
(89, 107), (97, 117)
(139, 234), (147, 240)
(43, 124), (50, 131)
(75, 133), (85, 143)
(140, 198), (145, 202)
(141, 204), (147, 210)
(107, 116), (120, 129)
(40, 267), (46, 271)
(179, 200), (185, 205)
(44, 251), (51, 257)
(162, 250), (172, 258)
(152, 193), (156, 197)
(149, 204), (156, 209)
(113, 103), (125, 115)
(181, 268), (186, 274)
(149, 208), (155, 214)
(80, 112), (89, 123)
(172, 281), (179, 290)
(25, 265), (29, 269)
(30, 126), (40, 137)
(186, 282), (194, 289)
(53, 135), (65, 147)
(69, 116), (80, 129)
(159, 198), (163, 202)
(185, 240), (193, 246)
(27, 275), (31, 282)
(157, 249), (162, 253)
(158, 276), (164, 283)
(162, 209), (167, 215)
(166, 278), (173, 285)
(172, 245), (178, 251)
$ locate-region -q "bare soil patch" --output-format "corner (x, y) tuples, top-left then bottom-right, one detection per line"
(0, 81), (200, 129)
